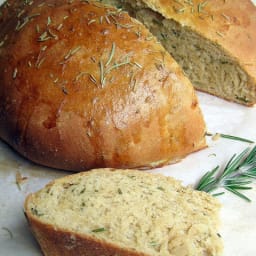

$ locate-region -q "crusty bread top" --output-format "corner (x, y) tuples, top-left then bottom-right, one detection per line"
(0, 0), (206, 171)
(25, 169), (223, 256)
(140, 0), (256, 80)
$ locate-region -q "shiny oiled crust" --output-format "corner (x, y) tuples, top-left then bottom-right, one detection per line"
(0, 0), (206, 171)
(140, 0), (256, 98)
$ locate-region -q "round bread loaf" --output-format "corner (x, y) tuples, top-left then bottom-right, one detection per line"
(0, 0), (206, 171)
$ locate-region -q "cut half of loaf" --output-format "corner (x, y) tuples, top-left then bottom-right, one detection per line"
(100, 0), (256, 106)
(24, 169), (223, 256)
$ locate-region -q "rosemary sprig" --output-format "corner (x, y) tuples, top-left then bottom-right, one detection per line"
(196, 145), (256, 202)
(99, 43), (131, 87)
(206, 132), (255, 144)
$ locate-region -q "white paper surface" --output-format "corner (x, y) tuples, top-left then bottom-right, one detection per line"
(1, 1), (256, 255)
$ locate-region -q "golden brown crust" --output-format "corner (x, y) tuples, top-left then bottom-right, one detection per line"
(0, 0), (206, 171)
(23, 170), (154, 256)
(140, 0), (256, 103)
(25, 210), (147, 256)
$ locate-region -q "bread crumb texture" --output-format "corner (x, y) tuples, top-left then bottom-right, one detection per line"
(100, 0), (256, 106)
(25, 169), (223, 256)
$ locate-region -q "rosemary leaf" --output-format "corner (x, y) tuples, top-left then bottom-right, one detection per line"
(105, 42), (116, 67)
(91, 227), (106, 233)
(196, 145), (256, 202)
(206, 132), (254, 144)
(225, 187), (251, 202)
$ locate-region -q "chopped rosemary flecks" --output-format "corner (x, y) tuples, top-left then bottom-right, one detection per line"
(157, 186), (165, 191)
(91, 227), (106, 233)
(221, 13), (231, 22)
(64, 46), (81, 60)
(99, 43), (131, 87)
(36, 57), (46, 69)
(74, 71), (88, 82)
(37, 2), (46, 8)
(12, 68), (18, 79)
(31, 208), (44, 217)
(133, 61), (143, 69)
(88, 19), (96, 25)
(149, 241), (158, 247)
(35, 24), (40, 33)
(89, 74), (97, 84)
(47, 16), (52, 26)
(56, 23), (63, 31)
(15, 13), (41, 31)
(105, 42), (116, 67)
(38, 31), (51, 42)
(216, 31), (224, 37)
(38, 29), (58, 42)
(206, 132), (254, 144)
(196, 145), (256, 202)
(17, 9), (25, 18)
(174, 6), (186, 13)
(198, 1), (208, 13)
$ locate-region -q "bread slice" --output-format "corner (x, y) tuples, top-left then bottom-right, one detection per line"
(0, 0), (206, 171)
(100, 0), (256, 106)
(24, 169), (223, 256)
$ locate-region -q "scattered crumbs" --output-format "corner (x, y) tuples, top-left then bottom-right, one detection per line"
(15, 171), (28, 190)
(212, 133), (221, 141)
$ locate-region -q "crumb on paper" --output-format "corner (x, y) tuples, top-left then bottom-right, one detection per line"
(15, 171), (28, 190)
(212, 133), (221, 141)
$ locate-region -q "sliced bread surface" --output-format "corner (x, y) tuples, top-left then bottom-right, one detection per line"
(24, 169), (223, 256)
(100, 0), (256, 106)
